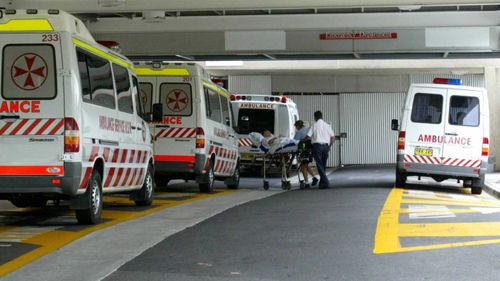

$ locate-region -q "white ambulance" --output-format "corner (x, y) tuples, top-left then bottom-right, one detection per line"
(392, 78), (489, 194)
(230, 94), (299, 168)
(136, 63), (240, 192)
(0, 10), (154, 224)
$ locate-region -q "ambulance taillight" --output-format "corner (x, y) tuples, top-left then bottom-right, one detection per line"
(64, 118), (80, 153)
(482, 137), (489, 156)
(196, 127), (205, 149)
(398, 131), (406, 150)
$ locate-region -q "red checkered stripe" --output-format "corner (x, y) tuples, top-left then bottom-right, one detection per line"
(156, 127), (196, 138)
(442, 158), (481, 168)
(79, 145), (150, 189)
(404, 155), (481, 168)
(204, 145), (238, 175)
(404, 155), (441, 165)
(238, 138), (252, 147)
(0, 118), (64, 136)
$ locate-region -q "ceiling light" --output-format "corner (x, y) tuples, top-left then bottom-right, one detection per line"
(397, 5), (422, 11)
(98, 0), (126, 8)
(205, 61), (244, 67)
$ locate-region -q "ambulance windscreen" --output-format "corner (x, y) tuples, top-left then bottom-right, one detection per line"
(159, 83), (192, 116)
(448, 96), (479, 127)
(410, 93), (443, 124)
(237, 109), (274, 135)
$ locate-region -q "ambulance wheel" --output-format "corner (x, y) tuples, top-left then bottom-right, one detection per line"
(75, 170), (103, 225)
(471, 176), (484, 195)
(226, 161), (240, 190)
(395, 170), (407, 187)
(135, 165), (154, 206)
(199, 160), (215, 193)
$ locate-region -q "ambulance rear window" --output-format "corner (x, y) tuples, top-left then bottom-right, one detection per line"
(2, 44), (56, 100)
(237, 109), (275, 135)
(448, 96), (480, 127)
(159, 83), (192, 116)
(411, 93), (443, 124)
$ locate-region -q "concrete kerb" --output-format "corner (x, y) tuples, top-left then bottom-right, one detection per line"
(484, 173), (500, 199)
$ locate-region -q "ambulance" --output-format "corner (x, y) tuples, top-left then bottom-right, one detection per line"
(392, 78), (489, 194)
(0, 10), (154, 224)
(136, 63), (240, 192)
(230, 94), (299, 168)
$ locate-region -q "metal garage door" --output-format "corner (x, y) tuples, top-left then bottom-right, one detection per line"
(292, 94), (340, 167)
(339, 93), (406, 165)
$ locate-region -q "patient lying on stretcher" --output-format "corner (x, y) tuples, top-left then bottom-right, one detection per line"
(249, 130), (298, 154)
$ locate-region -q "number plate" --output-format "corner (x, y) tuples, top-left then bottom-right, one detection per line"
(415, 147), (433, 156)
(241, 153), (254, 161)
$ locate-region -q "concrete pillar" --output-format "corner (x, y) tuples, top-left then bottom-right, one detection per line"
(485, 67), (499, 170)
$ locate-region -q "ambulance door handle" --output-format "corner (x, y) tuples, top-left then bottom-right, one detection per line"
(445, 132), (458, 136)
(0, 115), (20, 120)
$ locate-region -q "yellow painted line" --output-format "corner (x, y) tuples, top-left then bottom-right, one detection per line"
(72, 37), (132, 70)
(0, 189), (237, 277)
(401, 199), (500, 207)
(134, 67), (190, 76)
(399, 208), (478, 214)
(402, 194), (494, 204)
(202, 81), (230, 98)
(0, 19), (53, 32)
(398, 222), (500, 237)
(374, 187), (500, 254)
(373, 188), (404, 254)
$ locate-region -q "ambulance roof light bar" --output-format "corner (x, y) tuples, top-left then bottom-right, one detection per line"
(433, 78), (462, 85)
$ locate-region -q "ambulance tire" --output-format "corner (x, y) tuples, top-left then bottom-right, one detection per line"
(135, 165), (155, 206)
(395, 170), (407, 187)
(226, 161), (240, 190)
(75, 170), (103, 225)
(199, 160), (215, 193)
(471, 176), (484, 195)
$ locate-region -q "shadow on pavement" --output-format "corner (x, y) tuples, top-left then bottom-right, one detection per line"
(329, 164), (395, 188)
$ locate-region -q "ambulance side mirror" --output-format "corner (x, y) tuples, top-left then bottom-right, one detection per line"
(391, 119), (399, 131)
(152, 103), (163, 122)
(225, 117), (231, 126)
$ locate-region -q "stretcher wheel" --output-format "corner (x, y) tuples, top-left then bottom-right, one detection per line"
(299, 181), (306, 189)
(263, 181), (270, 190)
(281, 180), (291, 190)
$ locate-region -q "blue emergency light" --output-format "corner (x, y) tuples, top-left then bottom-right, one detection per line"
(433, 78), (462, 85)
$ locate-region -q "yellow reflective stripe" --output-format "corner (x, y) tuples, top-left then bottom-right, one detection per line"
(72, 38), (132, 69)
(134, 67), (190, 76)
(0, 19), (53, 32)
(202, 81), (230, 98)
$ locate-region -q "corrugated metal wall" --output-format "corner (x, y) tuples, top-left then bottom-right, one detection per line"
(228, 75), (272, 94)
(339, 93), (406, 165)
(410, 74), (484, 87)
(291, 95), (340, 167)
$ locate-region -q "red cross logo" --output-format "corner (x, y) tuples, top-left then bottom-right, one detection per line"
(166, 89), (188, 112)
(11, 53), (48, 91)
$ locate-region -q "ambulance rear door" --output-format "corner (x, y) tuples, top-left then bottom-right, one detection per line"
(441, 88), (483, 167)
(154, 77), (196, 163)
(404, 87), (446, 165)
(0, 34), (65, 177)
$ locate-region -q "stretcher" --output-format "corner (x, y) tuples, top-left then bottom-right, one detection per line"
(249, 133), (311, 190)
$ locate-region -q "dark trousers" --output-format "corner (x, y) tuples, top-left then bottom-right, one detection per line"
(312, 143), (330, 188)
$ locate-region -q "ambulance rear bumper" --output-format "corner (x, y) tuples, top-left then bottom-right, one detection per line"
(0, 162), (81, 197)
(397, 155), (486, 178)
(155, 154), (206, 179)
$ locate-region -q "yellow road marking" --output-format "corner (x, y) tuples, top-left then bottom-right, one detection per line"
(402, 194), (493, 204)
(0, 189), (236, 277)
(374, 187), (500, 254)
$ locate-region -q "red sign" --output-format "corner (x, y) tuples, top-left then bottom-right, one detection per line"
(417, 134), (472, 146)
(320, 32), (398, 40)
(163, 116), (182, 125)
(0, 100), (40, 113)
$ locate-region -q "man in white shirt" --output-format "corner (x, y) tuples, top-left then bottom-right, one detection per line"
(307, 111), (335, 189)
